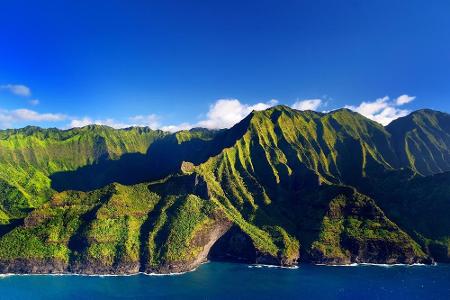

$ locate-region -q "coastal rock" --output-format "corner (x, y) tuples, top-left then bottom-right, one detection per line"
(0, 259), (67, 274)
(69, 260), (140, 275)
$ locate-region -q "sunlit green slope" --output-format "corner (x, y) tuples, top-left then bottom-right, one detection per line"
(0, 125), (166, 221)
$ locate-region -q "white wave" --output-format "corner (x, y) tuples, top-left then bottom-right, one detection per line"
(144, 267), (198, 276)
(0, 270), (195, 278)
(248, 264), (299, 269)
(358, 263), (431, 267)
(0, 261), (435, 278)
(315, 263), (358, 267)
(315, 262), (433, 267)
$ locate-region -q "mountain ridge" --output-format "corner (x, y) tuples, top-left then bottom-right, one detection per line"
(0, 107), (448, 274)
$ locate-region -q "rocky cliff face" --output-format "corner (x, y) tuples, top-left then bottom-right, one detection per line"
(0, 258), (67, 274)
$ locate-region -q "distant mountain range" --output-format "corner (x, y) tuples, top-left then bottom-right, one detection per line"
(0, 106), (448, 274)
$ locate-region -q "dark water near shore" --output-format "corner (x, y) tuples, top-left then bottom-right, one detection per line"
(0, 262), (449, 299)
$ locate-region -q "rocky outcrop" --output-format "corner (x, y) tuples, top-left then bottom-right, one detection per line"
(0, 259), (68, 274)
(68, 260), (140, 275)
(310, 238), (433, 265)
(343, 237), (433, 265)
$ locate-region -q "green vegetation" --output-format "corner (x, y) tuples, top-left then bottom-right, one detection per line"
(0, 125), (166, 220)
(157, 194), (213, 262)
(310, 191), (426, 263)
(0, 106), (448, 273)
(80, 184), (159, 268)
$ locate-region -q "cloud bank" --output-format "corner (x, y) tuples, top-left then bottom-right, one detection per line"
(0, 83), (416, 131)
(69, 114), (161, 129)
(0, 108), (66, 128)
(162, 98), (325, 131)
(345, 94), (415, 125)
(196, 99), (278, 129)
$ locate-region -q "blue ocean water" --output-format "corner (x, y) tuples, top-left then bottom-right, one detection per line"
(0, 262), (449, 299)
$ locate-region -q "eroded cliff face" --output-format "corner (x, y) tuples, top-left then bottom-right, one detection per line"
(0, 259), (67, 274)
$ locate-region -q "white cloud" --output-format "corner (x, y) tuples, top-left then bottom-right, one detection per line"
(29, 99), (40, 106)
(128, 114), (160, 129)
(0, 93), (418, 131)
(156, 99), (279, 132)
(69, 117), (94, 128)
(196, 99), (278, 129)
(160, 123), (193, 133)
(0, 84), (31, 97)
(346, 96), (390, 116)
(291, 99), (322, 111)
(69, 117), (132, 129)
(67, 99), (278, 131)
(0, 108), (67, 128)
(69, 114), (161, 129)
(345, 95), (414, 125)
(395, 94), (415, 105)
(12, 109), (66, 121)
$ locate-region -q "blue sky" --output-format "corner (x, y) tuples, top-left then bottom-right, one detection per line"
(1, 0), (449, 130)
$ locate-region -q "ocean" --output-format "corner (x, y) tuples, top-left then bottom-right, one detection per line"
(0, 262), (448, 299)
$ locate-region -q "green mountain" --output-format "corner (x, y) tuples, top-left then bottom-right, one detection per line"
(386, 109), (450, 175)
(0, 106), (448, 274)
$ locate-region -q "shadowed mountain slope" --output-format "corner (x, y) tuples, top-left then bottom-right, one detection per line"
(386, 109), (450, 175)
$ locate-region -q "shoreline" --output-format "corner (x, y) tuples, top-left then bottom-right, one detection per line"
(0, 261), (439, 277)
(0, 270), (195, 278)
(314, 262), (437, 267)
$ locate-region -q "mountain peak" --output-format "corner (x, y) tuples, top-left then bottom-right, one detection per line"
(387, 108), (450, 129)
